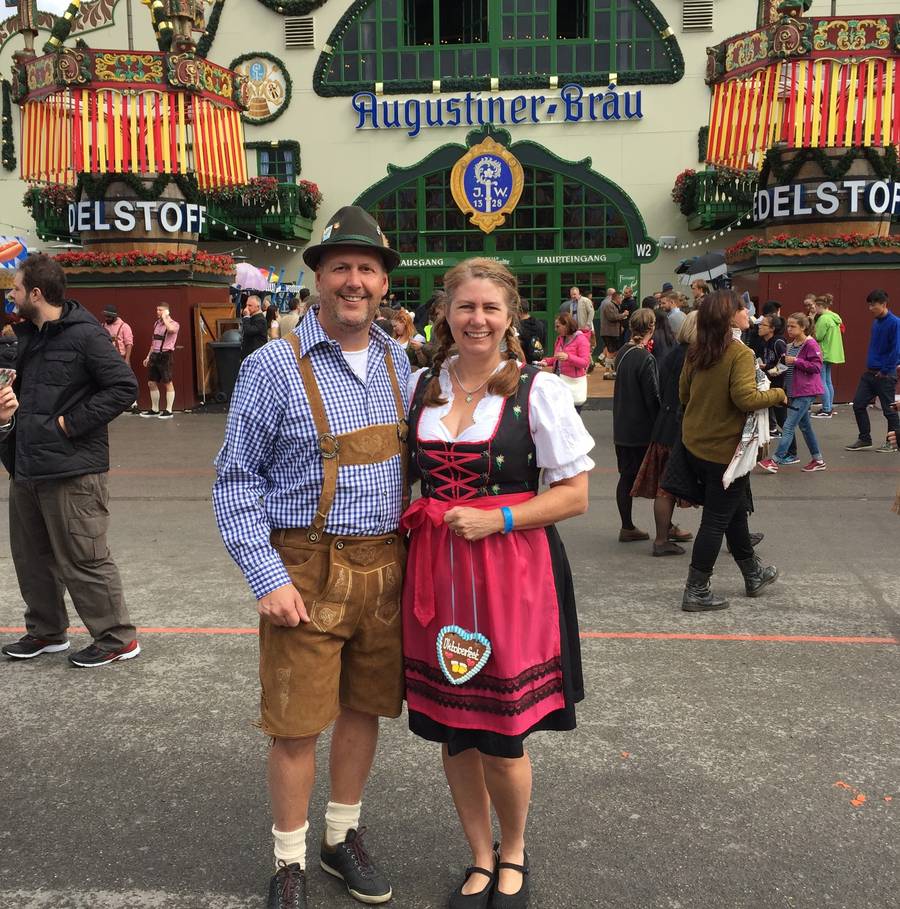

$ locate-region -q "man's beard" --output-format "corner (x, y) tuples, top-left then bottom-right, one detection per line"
(17, 299), (38, 322)
(326, 293), (378, 329)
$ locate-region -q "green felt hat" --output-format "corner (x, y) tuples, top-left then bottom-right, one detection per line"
(302, 206), (401, 273)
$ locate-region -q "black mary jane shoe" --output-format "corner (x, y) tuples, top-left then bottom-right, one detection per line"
(491, 852), (530, 909)
(448, 865), (495, 909)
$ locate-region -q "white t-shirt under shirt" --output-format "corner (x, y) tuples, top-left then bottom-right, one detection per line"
(342, 347), (369, 384)
(408, 359), (596, 486)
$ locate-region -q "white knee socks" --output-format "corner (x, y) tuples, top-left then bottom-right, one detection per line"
(149, 388), (160, 412)
(324, 801), (361, 846)
(273, 821), (308, 870)
(165, 387), (175, 412)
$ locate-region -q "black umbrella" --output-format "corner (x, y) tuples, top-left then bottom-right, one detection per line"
(684, 251), (727, 282)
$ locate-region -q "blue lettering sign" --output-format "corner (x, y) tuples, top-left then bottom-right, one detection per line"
(351, 84), (643, 137)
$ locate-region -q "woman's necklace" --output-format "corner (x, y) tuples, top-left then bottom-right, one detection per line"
(450, 363), (496, 403)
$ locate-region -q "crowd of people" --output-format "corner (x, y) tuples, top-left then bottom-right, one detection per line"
(0, 205), (898, 909)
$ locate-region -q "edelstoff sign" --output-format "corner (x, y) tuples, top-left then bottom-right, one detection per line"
(753, 180), (900, 223)
(68, 201), (207, 234)
(353, 83), (643, 137)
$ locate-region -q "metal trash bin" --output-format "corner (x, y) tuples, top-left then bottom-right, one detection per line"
(209, 329), (242, 402)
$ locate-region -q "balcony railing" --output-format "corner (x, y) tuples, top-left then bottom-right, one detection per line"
(203, 183), (315, 242)
(681, 170), (756, 231)
(31, 199), (77, 243)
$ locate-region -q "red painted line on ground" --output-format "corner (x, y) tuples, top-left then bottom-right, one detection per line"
(580, 631), (898, 644)
(2, 627), (896, 644)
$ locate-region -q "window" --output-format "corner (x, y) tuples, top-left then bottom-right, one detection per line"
(257, 149), (296, 182)
(369, 165), (632, 257)
(407, 0), (487, 46)
(317, 0), (682, 95)
(557, 0), (588, 40)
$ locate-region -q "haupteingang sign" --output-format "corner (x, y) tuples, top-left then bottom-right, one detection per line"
(753, 180), (900, 223)
(352, 83), (643, 138)
(69, 201), (207, 234)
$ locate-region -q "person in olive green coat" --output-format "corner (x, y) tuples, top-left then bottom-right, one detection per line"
(677, 290), (787, 612)
(812, 293), (845, 418)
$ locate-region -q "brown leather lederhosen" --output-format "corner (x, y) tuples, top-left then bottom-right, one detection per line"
(259, 333), (409, 738)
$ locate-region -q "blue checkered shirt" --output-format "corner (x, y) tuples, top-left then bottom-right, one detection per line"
(212, 312), (411, 599)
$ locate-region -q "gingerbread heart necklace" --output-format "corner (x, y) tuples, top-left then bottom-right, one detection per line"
(436, 533), (492, 686)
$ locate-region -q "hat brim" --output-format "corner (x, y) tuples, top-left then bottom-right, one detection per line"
(303, 240), (401, 274)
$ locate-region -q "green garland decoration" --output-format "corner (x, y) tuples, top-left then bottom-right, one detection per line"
(697, 126), (709, 163)
(149, 0), (174, 53)
(313, 0), (683, 97)
(197, 0), (226, 60)
(77, 172), (200, 204)
(1, 80), (16, 172)
(253, 0), (328, 14)
(759, 145), (900, 186)
(43, 0), (83, 54)
(230, 52), (292, 124)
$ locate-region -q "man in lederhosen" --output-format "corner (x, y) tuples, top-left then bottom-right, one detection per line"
(213, 207), (409, 909)
(140, 303), (179, 419)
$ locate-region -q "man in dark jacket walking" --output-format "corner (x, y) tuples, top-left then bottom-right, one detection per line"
(0, 254), (140, 667)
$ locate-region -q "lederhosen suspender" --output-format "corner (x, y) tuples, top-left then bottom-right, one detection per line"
(285, 332), (409, 543)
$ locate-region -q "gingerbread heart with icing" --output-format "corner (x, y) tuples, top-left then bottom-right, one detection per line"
(436, 624), (491, 686)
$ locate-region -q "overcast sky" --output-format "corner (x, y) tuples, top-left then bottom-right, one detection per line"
(1, 1), (72, 21)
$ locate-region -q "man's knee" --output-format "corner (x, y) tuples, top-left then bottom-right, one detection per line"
(272, 733), (319, 759)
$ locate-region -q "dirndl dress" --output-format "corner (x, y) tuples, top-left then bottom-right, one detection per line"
(401, 364), (585, 758)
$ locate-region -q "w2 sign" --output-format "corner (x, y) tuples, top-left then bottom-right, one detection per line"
(634, 241), (657, 261)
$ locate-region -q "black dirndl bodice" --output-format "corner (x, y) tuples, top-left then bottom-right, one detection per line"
(408, 364), (541, 501)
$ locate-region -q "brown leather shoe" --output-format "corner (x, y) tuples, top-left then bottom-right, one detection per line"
(668, 524), (693, 543)
(619, 527), (650, 542)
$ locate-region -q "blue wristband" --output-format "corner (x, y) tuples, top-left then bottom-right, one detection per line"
(500, 507), (514, 534)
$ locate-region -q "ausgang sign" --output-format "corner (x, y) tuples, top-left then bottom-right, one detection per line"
(753, 180), (900, 223)
(68, 201), (207, 234)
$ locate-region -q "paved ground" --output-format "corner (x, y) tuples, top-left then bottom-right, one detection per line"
(1, 404), (898, 909)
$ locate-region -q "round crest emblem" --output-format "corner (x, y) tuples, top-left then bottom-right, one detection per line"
(231, 53), (291, 124)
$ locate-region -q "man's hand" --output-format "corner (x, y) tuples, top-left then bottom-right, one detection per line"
(143, 355), (150, 368)
(57, 414), (68, 436)
(258, 583), (310, 626)
(0, 386), (17, 423)
(444, 506), (504, 542)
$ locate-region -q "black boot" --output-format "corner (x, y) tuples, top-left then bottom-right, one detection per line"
(736, 557), (778, 597)
(681, 567), (729, 612)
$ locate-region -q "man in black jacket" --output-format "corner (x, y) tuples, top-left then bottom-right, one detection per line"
(0, 254), (140, 667)
(241, 294), (268, 360)
(517, 297), (546, 364)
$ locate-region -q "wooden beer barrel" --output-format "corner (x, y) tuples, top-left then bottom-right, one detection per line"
(762, 147), (893, 241)
(78, 176), (200, 255)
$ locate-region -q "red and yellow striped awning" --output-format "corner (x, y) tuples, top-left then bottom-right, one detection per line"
(20, 88), (247, 188)
(707, 58), (900, 171)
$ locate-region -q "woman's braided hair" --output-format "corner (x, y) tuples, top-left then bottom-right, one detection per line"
(422, 258), (526, 407)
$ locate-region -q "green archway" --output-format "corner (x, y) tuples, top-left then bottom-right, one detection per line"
(356, 127), (656, 339)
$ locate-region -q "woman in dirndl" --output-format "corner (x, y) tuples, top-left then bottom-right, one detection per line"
(401, 258), (594, 909)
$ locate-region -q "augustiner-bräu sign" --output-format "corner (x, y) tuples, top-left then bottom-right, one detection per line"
(753, 180), (900, 223)
(68, 201), (207, 234)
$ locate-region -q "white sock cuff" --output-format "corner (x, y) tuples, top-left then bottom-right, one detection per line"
(273, 821), (308, 869)
(324, 801), (362, 846)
